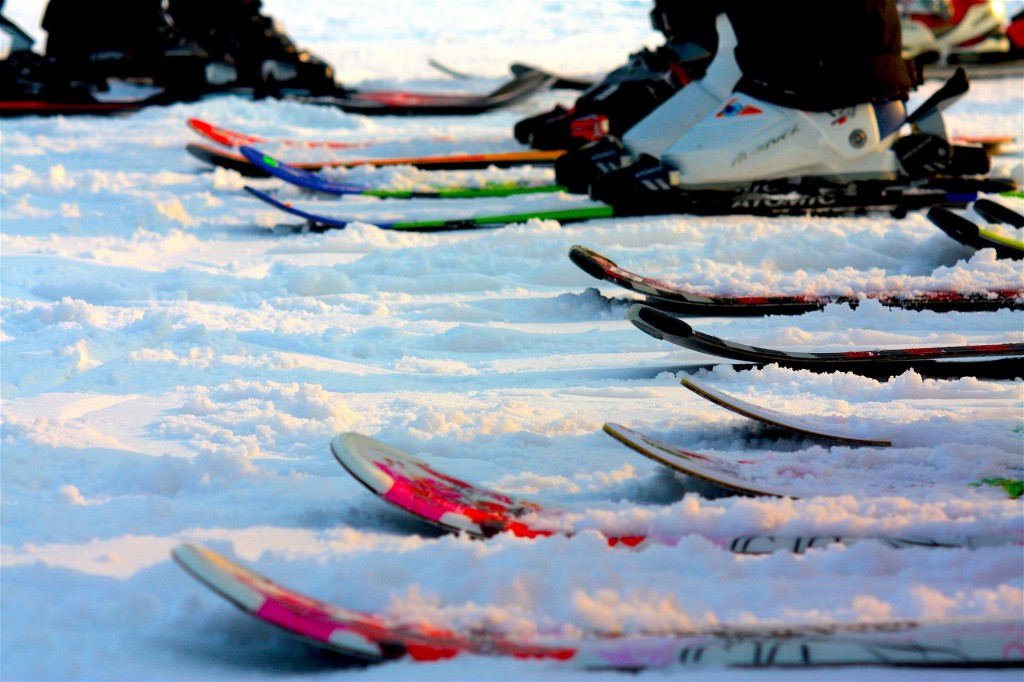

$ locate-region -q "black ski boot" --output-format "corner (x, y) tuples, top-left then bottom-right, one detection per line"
(588, 154), (682, 214)
(166, 0), (342, 97)
(515, 43), (712, 151)
(553, 137), (634, 194)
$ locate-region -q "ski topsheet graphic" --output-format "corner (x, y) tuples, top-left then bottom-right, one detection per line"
(679, 378), (893, 447)
(627, 303), (1024, 374)
(173, 543), (1024, 669)
(329, 432), (560, 540)
(569, 244), (1023, 315)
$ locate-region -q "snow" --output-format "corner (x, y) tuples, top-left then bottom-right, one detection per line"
(1, 0), (1023, 679)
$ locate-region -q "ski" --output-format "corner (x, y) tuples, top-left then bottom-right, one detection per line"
(329, 431), (563, 541)
(951, 135), (1018, 157)
(975, 198), (1024, 228)
(288, 66), (556, 116)
(569, 244), (1024, 315)
(186, 117), (501, 152)
(244, 186), (611, 232)
(173, 543), (1024, 669)
(0, 98), (163, 117)
(242, 182), (1001, 233)
(627, 303), (1024, 374)
(330, 432), (1016, 551)
(680, 378), (892, 447)
(602, 421), (1024, 501)
(187, 142), (565, 177)
(239, 146), (565, 198)
(429, 60), (595, 91)
(927, 206), (1024, 260)
(186, 117), (373, 150)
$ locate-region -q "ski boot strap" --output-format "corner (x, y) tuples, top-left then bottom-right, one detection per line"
(893, 134), (990, 177)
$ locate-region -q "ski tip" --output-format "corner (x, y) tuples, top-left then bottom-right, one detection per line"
(171, 541), (198, 565)
(927, 206), (980, 242)
(974, 198), (1024, 228)
(567, 244), (610, 280)
(242, 185), (268, 200)
(626, 304), (694, 340)
(601, 422), (632, 443)
(329, 432), (398, 496)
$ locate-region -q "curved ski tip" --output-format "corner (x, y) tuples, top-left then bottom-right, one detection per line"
(329, 432), (398, 495)
(626, 303), (694, 339)
(974, 198), (1024, 228)
(568, 244), (611, 279)
(927, 206), (979, 241)
(242, 185), (268, 201)
(171, 542), (201, 565)
(601, 422), (632, 444)
(680, 377), (704, 393)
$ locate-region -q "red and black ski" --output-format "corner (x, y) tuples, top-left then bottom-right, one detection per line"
(570, 245), (1023, 315)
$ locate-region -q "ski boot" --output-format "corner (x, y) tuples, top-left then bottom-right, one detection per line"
(900, 0), (1009, 64)
(590, 68), (1000, 216)
(514, 41), (712, 151)
(553, 13), (740, 194)
(165, 0), (342, 97)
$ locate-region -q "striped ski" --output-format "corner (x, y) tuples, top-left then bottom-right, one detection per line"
(244, 186), (611, 232)
(187, 117), (373, 150)
(239, 145), (565, 198)
(187, 142), (565, 177)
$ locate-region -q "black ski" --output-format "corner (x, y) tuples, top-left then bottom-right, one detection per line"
(627, 303), (1024, 376)
(288, 66), (556, 115)
(974, 199), (1024, 228)
(927, 206), (1024, 260)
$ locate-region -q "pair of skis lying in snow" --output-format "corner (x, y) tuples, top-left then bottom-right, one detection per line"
(565, 235), (1024, 378)
(175, 394), (1024, 668)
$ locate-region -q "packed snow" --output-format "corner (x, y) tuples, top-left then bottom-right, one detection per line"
(2, 0), (1023, 679)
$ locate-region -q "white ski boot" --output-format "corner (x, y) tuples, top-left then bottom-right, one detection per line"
(658, 96), (907, 189)
(587, 68), (997, 215)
